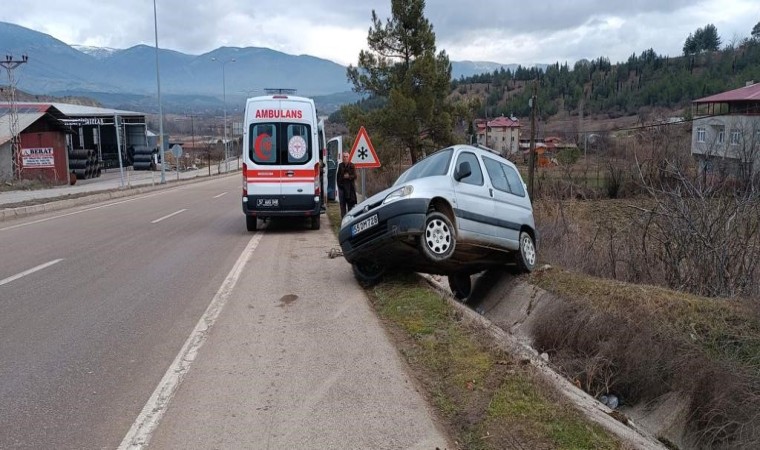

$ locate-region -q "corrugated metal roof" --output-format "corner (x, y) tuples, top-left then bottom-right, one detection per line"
(0, 112), (46, 146)
(693, 83), (760, 103)
(0, 102), (145, 117)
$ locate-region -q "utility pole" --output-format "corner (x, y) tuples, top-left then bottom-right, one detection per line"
(579, 99), (586, 161)
(1, 54), (29, 180)
(528, 81), (537, 199)
(190, 113), (196, 169)
(153, 0), (166, 184)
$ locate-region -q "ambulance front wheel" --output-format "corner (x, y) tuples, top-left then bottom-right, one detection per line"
(246, 215), (258, 232)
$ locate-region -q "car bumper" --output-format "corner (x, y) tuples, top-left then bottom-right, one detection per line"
(242, 195), (321, 217)
(339, 198), (428, 263)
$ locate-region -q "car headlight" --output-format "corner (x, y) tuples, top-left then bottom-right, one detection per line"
(341, 214), (354, 227)
(382, 185), (414, 204)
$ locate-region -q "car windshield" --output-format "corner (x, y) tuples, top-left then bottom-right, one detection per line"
(394, 148), (453, 185)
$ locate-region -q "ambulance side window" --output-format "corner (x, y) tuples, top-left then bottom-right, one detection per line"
(251, 124), (277, 164)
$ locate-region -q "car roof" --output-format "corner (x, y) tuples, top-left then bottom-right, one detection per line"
(448, 144), (517, 168)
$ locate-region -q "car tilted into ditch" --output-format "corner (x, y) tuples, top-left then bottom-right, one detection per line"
(338, 144), (537, 298)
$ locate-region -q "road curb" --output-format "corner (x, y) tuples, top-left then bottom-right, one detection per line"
(0, 172), (239, 223)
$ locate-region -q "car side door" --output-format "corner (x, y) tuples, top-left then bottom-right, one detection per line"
(451, 151), (496, 243)
(481, 156), (529, 249)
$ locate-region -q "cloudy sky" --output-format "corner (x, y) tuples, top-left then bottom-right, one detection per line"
(1, 0), (759, 66)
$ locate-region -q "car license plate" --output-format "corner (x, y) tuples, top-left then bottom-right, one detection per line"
(352, 214), (378, 236)
(257, 198), (279, 207)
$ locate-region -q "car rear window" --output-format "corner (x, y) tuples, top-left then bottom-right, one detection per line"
(394, 148), (453, 185)
(250, 122), (312, 165)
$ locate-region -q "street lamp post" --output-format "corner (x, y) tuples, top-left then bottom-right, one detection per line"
(212, 57), (235, 172)
(153, 0), (166, 184)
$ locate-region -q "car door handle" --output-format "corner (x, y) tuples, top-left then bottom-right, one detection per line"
(286, 170), (294, 177)
(489, 188), (494, 197)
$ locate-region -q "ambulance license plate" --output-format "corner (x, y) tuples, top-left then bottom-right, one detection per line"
(257, 198), (279, 207)
(352, 214), (378, 236)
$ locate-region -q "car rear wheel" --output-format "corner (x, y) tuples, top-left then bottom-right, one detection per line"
(310, 215), (321, 230)
(515, 231), (537, 272)
(420, 212), (456, 262)
(448, 272), (472, 300)
(352, 260), (385, 287)
(246, 215), (258, 232)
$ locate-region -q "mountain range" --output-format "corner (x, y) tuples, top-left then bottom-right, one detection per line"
(1, 21), (522, 114)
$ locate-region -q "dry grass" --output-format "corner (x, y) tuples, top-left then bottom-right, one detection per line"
(530, 267), (760, 448)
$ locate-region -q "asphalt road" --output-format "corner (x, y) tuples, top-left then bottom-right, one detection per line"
(0, 176), (448, 449)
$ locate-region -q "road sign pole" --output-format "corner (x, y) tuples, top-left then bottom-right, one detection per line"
(361, 169), (366, 200)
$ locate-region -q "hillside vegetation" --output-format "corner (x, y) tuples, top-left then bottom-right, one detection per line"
(452, 37), (760, 123)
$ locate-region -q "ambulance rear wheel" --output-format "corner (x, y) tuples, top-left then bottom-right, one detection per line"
(246, 215), (258, 232)
(310, 215), (320, 230)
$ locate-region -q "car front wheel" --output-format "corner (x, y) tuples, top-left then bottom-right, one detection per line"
(420, 211), (456, 262)
(352, 260), (385, 287)
(515, 231), (537, 272)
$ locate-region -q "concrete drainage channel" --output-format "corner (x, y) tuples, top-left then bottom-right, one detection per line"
(420, 271), (669, 450)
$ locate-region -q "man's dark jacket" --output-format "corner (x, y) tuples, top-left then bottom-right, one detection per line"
(336, 162), (357, 204)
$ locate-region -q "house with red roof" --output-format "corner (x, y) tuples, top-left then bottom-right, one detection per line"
(475, 115), (520, 156)
(691, 82), (760, 178)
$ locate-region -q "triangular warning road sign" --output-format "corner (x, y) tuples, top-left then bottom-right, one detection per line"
(348, 126), (381, 168)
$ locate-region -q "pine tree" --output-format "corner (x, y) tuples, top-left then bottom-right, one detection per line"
(346, 0), (453, 163)
(751, 21), (760, 40)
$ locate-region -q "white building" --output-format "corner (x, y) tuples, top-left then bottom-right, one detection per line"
(691, 82), (760, 179)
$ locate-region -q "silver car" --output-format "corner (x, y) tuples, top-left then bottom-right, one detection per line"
(338, 144), (537, 297)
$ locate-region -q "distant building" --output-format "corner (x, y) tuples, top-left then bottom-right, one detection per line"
(691, 82), (760, 178)
(475, 116), (520, 155)
(0, 104), (70, 183)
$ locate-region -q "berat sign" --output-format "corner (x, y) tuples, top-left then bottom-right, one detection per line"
(255, 109), (303, 119)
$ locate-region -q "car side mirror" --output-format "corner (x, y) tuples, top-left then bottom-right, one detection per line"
(454, 161), (472, 182)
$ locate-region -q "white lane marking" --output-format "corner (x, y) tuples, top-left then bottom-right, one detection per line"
(213, 192), (228, 199)
(150, 209), (187, 224)
(0, 259), (63, 287)
(118, 232), (264, 450)
(0, 192), (169, 232)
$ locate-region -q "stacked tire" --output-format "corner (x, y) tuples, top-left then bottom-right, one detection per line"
(69, 149), (101, 180)
(132, 146), (155, 171)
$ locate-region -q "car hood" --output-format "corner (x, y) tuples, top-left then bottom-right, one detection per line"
(346, 185), (399, 216)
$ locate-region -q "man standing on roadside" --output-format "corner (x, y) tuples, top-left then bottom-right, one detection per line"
(336, 151), (357, 217)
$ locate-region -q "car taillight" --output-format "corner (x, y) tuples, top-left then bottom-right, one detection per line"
(242, 163), (248, 196)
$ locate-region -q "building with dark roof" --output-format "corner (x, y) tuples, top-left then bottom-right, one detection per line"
(691, 82), (760, 178)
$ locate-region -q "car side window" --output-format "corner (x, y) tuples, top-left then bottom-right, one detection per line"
(503, 164), (526, 197)
(482, 157), (510, 193)
(455, 152), (483, 186)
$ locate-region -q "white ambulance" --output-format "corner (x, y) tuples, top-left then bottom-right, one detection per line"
(242, 94), (324, 231)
